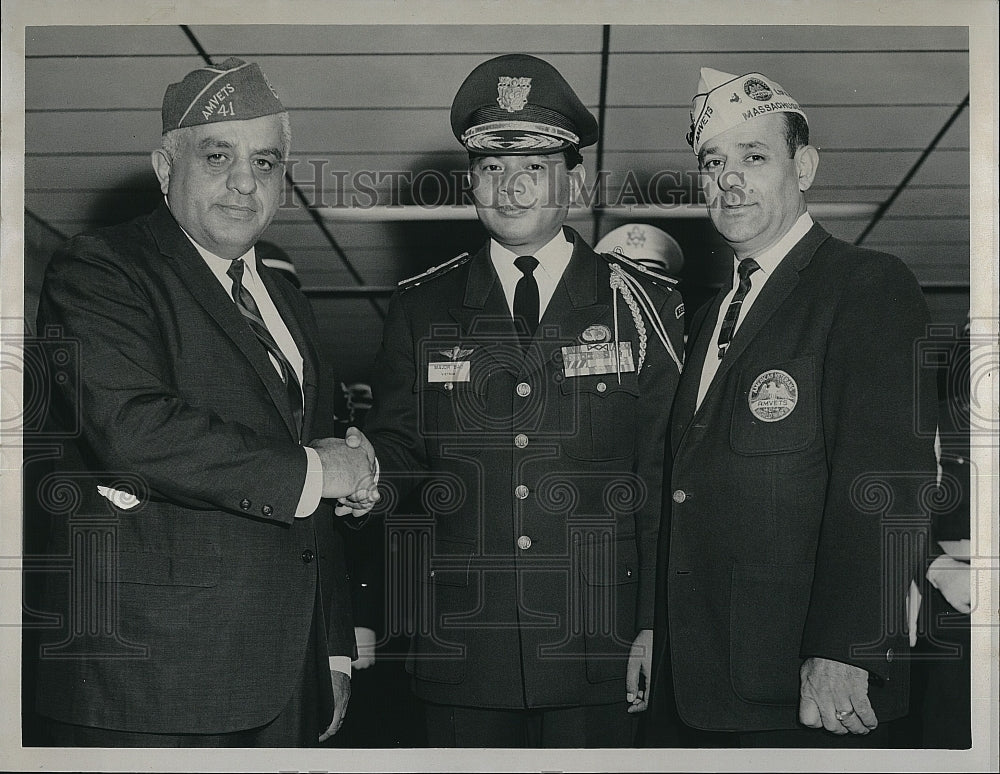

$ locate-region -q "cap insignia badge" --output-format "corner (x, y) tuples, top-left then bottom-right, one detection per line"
(744, 77), (773, 101)
(626, 225), (646, 247)
(497, 76), (532, 112)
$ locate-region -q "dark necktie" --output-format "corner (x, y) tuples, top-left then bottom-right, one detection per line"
(227, 259), (303, 439)
(717, 257), (761, 359)
(512, 255), (540, 351)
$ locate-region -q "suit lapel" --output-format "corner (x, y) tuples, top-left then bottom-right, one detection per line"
(148, 205), (298, 439)
(258, 259), (316, 438)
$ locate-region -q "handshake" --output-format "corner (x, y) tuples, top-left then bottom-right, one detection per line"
(310, 427), (380, 518)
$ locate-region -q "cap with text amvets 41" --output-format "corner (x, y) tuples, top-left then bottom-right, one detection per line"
(451, 54), (598, 155)
(161, 57), (285, 134)
(687, 67), (807, 155)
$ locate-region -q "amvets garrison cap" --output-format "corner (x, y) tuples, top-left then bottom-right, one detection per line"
(451, 54), (598, 154)
(688, 67), (806, 155)
(161, 57), (285, 134)
(595, 223), (685, 275)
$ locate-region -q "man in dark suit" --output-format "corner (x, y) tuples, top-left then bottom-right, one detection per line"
(362, 54), (684, 747)
(31, 57), (377, 747)
(648, 67), (938, 747)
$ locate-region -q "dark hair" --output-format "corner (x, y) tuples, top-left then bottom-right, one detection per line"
(783, 113), (810, 156)
(468, 147), (582, 170)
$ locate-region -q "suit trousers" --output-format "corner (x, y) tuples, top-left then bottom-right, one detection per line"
(423, 701), (637, 748)
(44, 600), (328, 748)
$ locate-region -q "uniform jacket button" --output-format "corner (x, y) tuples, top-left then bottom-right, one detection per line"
(516, 382), (531, 397)
(517, 535), (532, 550)
(514, 485), (529, 500)
(672, 489), (687, 504)
(261, 504), (273, 516)
(301, 549), (315, 563)
(240, 498), (251, 510)
(885, 647), (894, 663)
(596, 381), (607, 392)
(514, 433), (529, 449)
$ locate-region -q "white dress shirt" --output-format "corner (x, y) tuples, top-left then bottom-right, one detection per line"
(696, 212), (814, 410)
(490, 230), (574, 320)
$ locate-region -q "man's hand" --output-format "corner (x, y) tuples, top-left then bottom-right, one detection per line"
(318, 669), (351, 742)
(799, 656), (877, 735)
(310, 429), (377, 501)
(351, 626), (376, 670)
(625, 628), (653, 713)
(927, 555), (972, 614)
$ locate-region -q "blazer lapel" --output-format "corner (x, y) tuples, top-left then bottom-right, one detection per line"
(148, 204), (298, 438)
(670, 288), (727, 456)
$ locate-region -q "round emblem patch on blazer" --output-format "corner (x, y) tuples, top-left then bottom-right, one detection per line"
(748, 369), (798, 422)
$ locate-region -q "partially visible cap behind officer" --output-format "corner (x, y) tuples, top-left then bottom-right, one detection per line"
(256, 240), (301, 288)
(595, 223), (685, 276)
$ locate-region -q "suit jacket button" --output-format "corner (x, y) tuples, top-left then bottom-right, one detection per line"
(261, 504), (273, 516)
(672, 489), (687, 504)
(301, 549), (315, 563)
(240, 498), (251, 510)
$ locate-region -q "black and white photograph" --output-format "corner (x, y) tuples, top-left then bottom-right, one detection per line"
(1, 1), (997, 772)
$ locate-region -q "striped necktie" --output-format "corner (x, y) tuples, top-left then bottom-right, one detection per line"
(717, 258), (760, 359)
(227, 258), (303, 439)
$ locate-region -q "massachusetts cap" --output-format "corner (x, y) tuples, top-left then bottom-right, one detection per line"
(688, 67), (806, 154)
(595, 223), (685, 275)
(451, 54), (598, 154)
(161, 57), (285, 134)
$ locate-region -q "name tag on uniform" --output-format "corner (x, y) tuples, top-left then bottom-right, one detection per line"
(562, 342), (635, 377)
(428, 361), (471, 383)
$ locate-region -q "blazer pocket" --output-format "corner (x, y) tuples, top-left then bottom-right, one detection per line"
(99, 550), (220, 588)
(730, 356), (816, 455)
(729, 562), (814, 705)
(559, 376), (640, 461)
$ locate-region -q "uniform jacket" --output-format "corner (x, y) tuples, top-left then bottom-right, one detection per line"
(651, 223), (938, 732)
(32, 204), (354, 734)
(364, 227), (684, 709)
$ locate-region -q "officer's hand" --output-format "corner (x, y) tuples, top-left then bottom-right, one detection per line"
(626, 628), (653, 713)
(311, 436), (377, 501)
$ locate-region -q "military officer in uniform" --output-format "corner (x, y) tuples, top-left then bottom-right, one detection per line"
(648, 68), (938, 747)
(363, 54), (684, 747)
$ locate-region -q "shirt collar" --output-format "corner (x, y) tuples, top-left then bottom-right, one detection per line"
(734, 211), (814, 277)
(489, 229), (574, 283)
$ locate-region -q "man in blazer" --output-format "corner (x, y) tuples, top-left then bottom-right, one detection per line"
(648, 68), (938, 746)
(31, 58), (377, 746)
(363, 54), (684, 747)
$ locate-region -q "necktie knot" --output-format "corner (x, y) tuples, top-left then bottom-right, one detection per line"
(514, 255), (539, 276)
(227, 259), (245, 301)
(737, 257), (760, 283)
